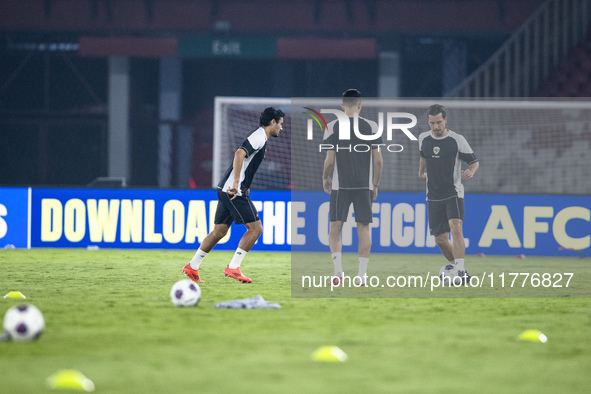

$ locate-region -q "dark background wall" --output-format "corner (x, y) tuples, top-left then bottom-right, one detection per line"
(0, 0), (546, 187)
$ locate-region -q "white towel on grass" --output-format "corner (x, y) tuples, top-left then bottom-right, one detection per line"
(213, 295), (280, 309)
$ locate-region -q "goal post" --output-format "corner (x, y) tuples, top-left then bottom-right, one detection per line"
(213, 97), (291, 188)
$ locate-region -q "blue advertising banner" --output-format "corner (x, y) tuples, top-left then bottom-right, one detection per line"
(0, 187), (30, 249)
(0, 187), (589, 257)
(30, 188), (291, 251)
(292, 191), (591, 257)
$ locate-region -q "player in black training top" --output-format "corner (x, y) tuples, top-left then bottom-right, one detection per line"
(322, 89), (383, 286)
(418, 104), (479, 280)
(183, 107), (285, 283)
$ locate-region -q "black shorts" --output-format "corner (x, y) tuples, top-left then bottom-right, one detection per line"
(214, 189), (260, 226)
(427, 196), (464, 236)
(329, 189), (373, 224)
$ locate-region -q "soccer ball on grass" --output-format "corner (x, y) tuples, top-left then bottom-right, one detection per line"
(439, 264), (470, 286)
(170, 279), (201, 307)
(3, 304), (45, 341)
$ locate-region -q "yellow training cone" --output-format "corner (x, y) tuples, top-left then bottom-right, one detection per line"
(3, 291), (26, 299)
(46, 370), (95, 392)
(311, 346), (348, 362)
(518, 329), (548, 343)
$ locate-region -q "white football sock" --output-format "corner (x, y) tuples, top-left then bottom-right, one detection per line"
(228, 248), (247, 269)
(358, 257), (369, 280)
(332, 252), (343, 274)
(454, 258), (465, 271)
(189, 248), (207, 270)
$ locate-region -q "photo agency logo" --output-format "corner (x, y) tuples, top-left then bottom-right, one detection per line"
(303, 107), (418, 153)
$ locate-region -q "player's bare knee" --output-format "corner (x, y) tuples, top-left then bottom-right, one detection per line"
(357, 223), (370, 234)
(435, 235), (448, 247)
(254, 226), (263, 238)
(212, 225), (229, 238)
(247, 221), (263, 237)
(331, 222), (343, 230)
(449, 219), (462, 230)
(449, 224), (463, 239)
(330, 221), (344, 235)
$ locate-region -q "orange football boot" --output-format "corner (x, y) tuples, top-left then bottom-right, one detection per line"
(182, 264), (204, 282)
(223, 266), (252, 283)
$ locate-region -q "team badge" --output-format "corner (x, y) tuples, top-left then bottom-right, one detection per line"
(433, 146), (440, 154)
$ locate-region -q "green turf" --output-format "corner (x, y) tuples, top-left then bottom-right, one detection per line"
(292, 253), (591, 298)
(1, 249), (590, 393)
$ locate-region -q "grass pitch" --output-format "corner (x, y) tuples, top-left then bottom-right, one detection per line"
(1, 249), (590, 393)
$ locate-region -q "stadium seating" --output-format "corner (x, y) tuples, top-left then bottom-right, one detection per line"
(535, 32), (591, 98)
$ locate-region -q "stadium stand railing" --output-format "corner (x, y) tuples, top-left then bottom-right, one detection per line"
(447, 0), (591, 98)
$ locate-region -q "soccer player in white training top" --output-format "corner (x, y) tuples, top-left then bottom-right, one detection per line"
(322, 89), (383, 286)
(418, 104), (479, 280)
(183, 107), (285, 283)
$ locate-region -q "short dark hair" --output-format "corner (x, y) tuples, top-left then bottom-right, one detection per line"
(259, 107), (285, 126)
(427, 104), (446, 119)
(342, 88), (362, 107)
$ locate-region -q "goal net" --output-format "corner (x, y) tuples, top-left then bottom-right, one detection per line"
(213, 97), (292, 191)
(214, 97), (591, 195)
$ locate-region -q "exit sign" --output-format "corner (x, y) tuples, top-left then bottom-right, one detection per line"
(179, 37), (276, 58)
